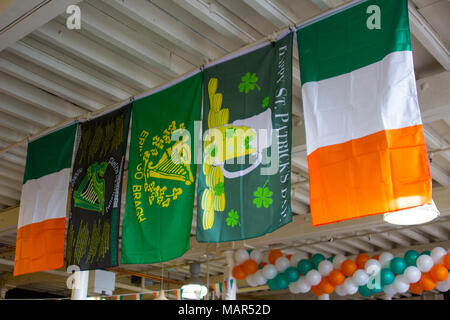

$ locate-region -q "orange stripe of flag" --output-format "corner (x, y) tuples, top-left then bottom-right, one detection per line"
(308, 125), (431, 226)
(14, 217), (66, 276)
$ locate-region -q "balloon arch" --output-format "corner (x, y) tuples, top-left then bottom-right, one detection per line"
(231, 247), (450, 298)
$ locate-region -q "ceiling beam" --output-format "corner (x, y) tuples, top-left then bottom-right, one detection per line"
(171, 0), (257, 44)
(7, 39), (134, 101)
(242, 0), (297, 29)
(0, 53), (112, 111)
(77, 2), (193, 78)
(33, 20), (166, 91)
(106, 0), (227, 61)
(408, 2), (450, 71)
(0, 186), (21, 201)
(0, 0), (82, 51)
(0, 92), (62, 129)
(0, 72), (83, 119)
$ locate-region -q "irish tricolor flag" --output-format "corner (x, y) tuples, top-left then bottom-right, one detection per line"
(14, 124), (77, 276)
(297, 0), (432, 226)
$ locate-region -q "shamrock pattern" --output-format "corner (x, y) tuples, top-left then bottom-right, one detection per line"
(253, 180), (273, 209)
(226, 209), (240, 228)
(262, 96), (270, 109)
(238, 72), (261, 94)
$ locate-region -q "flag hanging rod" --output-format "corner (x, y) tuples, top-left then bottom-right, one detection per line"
(0, 0), (367, 157)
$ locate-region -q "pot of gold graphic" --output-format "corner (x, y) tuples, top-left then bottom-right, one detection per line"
(204, 108), (273, 180)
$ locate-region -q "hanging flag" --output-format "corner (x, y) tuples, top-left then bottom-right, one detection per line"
(196, 32), (293, 243)
(14, 124), (77, 276)
(65, 106), (131, 270)
(113, 295), (123, 301)
(121, 73), (202, 264)
(297, 0), (432, 226)
(133, 293), (143, 300)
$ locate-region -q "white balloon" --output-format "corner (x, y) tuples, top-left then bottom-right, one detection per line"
(290, 254), (303, 267)
(365, 259), (381, 275)
(254, 270), (267, 286)
(262, 264), (277, 280)
(436, 277), (450, 292)
(379, 252), (394, 268)
(275, 257), (290, 273)
(436, 281), (450, 292)
(333, 255), (346, 270)
(246, 274), (258, 287)
(403, 266), (421, 284)
(393, 275), (409, 293)
(430, 247), (447, 264)
(416, 255), (434, 273)
(343, 278), (358, 295)
(352, 269), (369, 286)
(318, 260), (333, 277)
(383, 284), (397, 297)
(335, 284), (347, 297)
(296, 278), (311, 294)
(235, 249), (250, 265)
(288, 282), (301, 294)
(305, 270), (322, 286)
(249, 250), (263, 264)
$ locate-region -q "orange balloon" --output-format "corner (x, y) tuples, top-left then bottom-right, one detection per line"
(311, 284), (323, 297)
(372, 254), (380, 260)
(268, 249), (283, 264)
(419, 273), (436, 291)
(341, 260), (358, 277)
(286, 254), (292, 260)
(356, 254), (370, 269)
(443, 253), (450, 270)
(232, 265), (247, 280)
(430, 264), (448, 282)
(328, 270), (346, 286)
(409, 282), (423, 295)
(318, 277), (335, 295)
(242, 259), (258, 275)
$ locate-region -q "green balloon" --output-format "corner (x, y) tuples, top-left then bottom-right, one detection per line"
(298, 259), (313, 275)
(327, 256), (334, 262)
(267, 278), (279, 291)
(371, 284), (384, 294)
(274, 273), (289, 290)
(390, 257), (407, 275)
(380, 268), (395, 286)
(404, 250), (419, 266)
(312, 254), (325, 269)
(358, 285), (372, 298)
(285, 267), (300, 283)
(421, 250), (431, 256)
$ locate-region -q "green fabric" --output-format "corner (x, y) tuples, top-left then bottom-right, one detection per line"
(297, 0), (411, 84)
(121, 73), (202, 264)
(23, 123), (77, 183)
(196, 33), (293, 243)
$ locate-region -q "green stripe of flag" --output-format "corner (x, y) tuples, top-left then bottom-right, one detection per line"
(297, 0), (411, 84)
(23, 124), (77, 184)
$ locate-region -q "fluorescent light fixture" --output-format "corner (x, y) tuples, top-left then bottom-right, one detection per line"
(181, 283), (208, 300)
(383, 201), (440, 226)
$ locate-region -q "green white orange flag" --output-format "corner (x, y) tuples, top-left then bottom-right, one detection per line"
(297, 0), (432, 226)
(14, 124), (77, 276)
